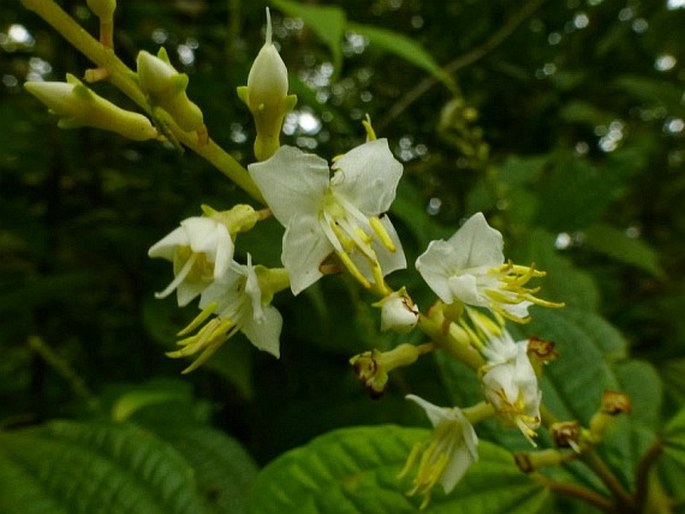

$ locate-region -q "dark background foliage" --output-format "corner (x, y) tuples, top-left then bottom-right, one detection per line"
(1, 0), (684, 478)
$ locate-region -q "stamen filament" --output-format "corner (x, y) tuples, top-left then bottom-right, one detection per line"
(369, 216), (396, 252)
(154, 252), (198, 299)
(177, 301), (219, 336)
(337, 251), (371, 289)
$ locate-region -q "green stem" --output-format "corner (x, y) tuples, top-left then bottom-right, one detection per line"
(20, 0), (263, 202)
(531, 472), (615, 512)
(634, 440), (664, 511)
(28, 336), (100, 411)
(581, 450), (635, 511)
(418, 313), (484, 370)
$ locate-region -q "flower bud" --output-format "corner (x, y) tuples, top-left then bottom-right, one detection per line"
(376, 289), (419, 333)
(24, 74), (157, 141)
(237, 8), (297, 160)
(136, 48), (205, 133)
(86, 0), (116, 19)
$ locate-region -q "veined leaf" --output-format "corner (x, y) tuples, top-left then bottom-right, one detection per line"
(271, 0), (346, 73)
(0, 420), (209, 514)
(347, 22), (457, 91)
(583, 223), (664, 278)
(247, 424), (548, 514)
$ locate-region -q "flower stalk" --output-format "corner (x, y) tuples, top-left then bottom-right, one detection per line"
(20, 0), (263, 202)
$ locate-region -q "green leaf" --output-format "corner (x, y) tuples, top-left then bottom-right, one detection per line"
(526, 308), (628, 422)
(583, 223), (664, 278)
(133, 409), (259, 514)
(247, 424), (548, 514)
(272, 0), (346, 73)
(0, 420), (209, 514)
(663, 407), (685, 470)
(514, 230), (600, 312)
(534, 156), (623, 231)
(347, 22), (457, 91)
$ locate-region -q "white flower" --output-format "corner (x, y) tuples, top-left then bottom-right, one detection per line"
(148, 217), (234, 307)
(400, 395), (479, 508)
(481, 335), (542, 445)
(168, 255), (283, 373)
(248, 139), (406, 295)
(416, 212), (559, 323)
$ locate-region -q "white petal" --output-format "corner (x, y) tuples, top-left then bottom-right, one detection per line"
(175, 280), (209, 307)
(199, 268), (244, 313)
(415, 239), (457, 303)
(281, 215), (333, 295)
(331, 139), (403, 215)
(243, 254), (264, 321)
(405, 394), (452, 428)
(242, 305), (282, 358)
(439, 442), (476, 493)
(446, 213), (504, 269)
(182, 217), (220, 254)
(499, 299), (533, 321)
(148, 226), (189, 260)
(374, 216), (407, 275)
(349, 216), (407, 281)
(448, 274), (487, 307)
(248, 145), (329, 226)
(212, 224), (235, 279)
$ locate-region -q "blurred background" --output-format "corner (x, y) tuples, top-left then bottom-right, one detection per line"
(1, 0), (684, 471)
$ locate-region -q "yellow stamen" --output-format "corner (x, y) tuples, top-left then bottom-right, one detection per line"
(369, 215), (396, 252)
(337, 251), (371, 289)
(177, 301), (219, 336)
(362, 114), (377, 141)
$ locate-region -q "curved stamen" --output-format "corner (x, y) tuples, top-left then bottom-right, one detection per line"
(154, 252), (199, 299)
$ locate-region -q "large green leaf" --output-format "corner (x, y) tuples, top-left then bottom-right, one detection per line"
(108, 383), (259, 514)
(663, 407), (685, 470)
(583, 223), (664, 278)
(527, 308), (627, 423)
(271, 0), (346, 73)
(247, 424), (548, 514)
(347, 22), (457, 91)
(0, 420), (209, 514)
(514, 230), (600, 312)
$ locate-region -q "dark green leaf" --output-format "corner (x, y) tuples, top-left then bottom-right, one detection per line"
(247, 424), (548, 514)
(347, 23), (457, 91)
(0, 420), (209, 514)
(583, 224), (664, 278)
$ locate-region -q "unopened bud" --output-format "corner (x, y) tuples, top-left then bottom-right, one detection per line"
(25, 74), (157, 141)
(137, 48), (205, 134)
(237, 8), (296, 160)
(247, 8), (288, 108)
(376, 289), (419, 333)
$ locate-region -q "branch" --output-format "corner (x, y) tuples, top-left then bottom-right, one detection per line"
(377, 0), (548, 130)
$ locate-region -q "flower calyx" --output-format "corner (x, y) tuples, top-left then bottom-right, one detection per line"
(350, 343), (429, 398)
(589, 390), (632, 442)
